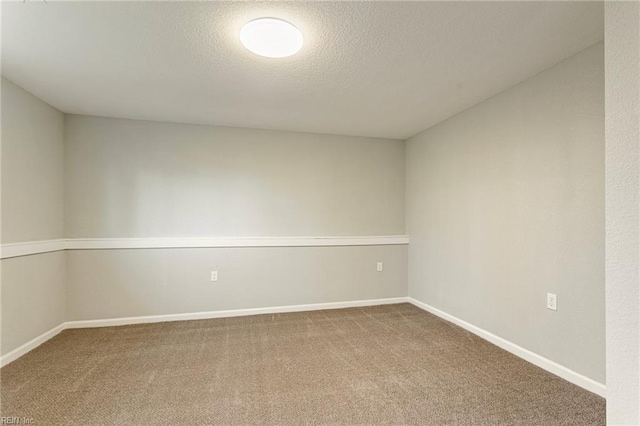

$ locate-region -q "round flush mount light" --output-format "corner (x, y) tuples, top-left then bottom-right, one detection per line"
(240, 18), (303, 58)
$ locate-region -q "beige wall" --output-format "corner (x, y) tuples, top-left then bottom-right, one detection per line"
(1, 93), (407, 353)
(1, 78), (66, 356)
(61, 115), (407, 321)
(2, 39), (610, 391)
(605, 2), (640, 423)
(1, 78), (64, 244)
(406, 43), (605, 383)
(66, 245), (407, 321)
(1, 252), (66, 353)
(64, 115), (405, 238)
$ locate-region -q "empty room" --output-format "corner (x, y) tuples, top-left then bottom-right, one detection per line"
(1, 1), (639, 425)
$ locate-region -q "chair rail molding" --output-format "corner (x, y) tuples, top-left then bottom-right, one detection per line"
(1, 235), (409, 259)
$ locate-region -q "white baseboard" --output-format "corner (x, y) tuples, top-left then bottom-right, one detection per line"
(0, 323), (66, 368)
(0, 297), (408, 366)
(407, 297), (606, 398)
(1, 296), (607, 400)
(65, 297), (409, 328)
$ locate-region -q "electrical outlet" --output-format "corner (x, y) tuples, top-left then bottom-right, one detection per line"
(210, 271), (218, 282)
(547, 293), (557, 311)
(377, 262), (383, 272)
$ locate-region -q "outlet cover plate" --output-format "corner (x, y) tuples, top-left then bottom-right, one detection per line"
(547, 293), (557, 311)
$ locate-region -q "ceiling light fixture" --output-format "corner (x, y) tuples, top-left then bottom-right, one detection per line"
(240, 18), (303, 58)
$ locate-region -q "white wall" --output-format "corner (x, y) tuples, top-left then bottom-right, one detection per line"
(406, 43), (604, 383)
(605, 2), (640, 423)
(64, 115), (405, 238)
(63, 115), (407, 321)
(1, 78), (66, 355)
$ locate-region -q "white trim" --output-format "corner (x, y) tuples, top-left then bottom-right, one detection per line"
(1, 236), (409, 259)
(65, 297), (409, 328)
(0, 323), (66, 367)
(0, 239), (66, 259)
(1, 296), (607, 400)
(1, 298), (408, 366)
(407, 297), (606, 398)
(65, 235), (409, 250)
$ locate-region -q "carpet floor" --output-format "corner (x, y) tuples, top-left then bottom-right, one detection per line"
(1, 303), (604, 425)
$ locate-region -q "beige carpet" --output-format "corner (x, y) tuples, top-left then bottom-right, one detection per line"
(1, 303), (604, 425)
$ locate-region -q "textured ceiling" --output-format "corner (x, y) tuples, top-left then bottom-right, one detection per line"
(2, 1), (603, 139)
